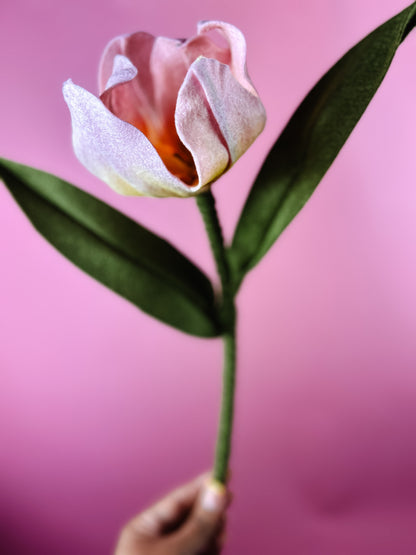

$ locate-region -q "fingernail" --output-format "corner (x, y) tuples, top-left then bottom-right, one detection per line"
(201, 480), (227, 512)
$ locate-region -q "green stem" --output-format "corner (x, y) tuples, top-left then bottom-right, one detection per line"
(213, 326), (236, 482)
(196, 190), (237, 484)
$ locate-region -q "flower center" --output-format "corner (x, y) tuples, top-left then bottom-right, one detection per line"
(142, 122), (198, 186)
(149, 133), (197, 186)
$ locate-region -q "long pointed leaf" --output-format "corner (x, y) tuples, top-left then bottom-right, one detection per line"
(0, 158), (220, 337)
(230, 2), (416, 286)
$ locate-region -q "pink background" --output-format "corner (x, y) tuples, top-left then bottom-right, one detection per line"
(1, 1), (416, 553)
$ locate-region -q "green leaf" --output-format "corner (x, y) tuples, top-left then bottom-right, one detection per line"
(230, 2), (416, 287)
(0, 158), (221, 338)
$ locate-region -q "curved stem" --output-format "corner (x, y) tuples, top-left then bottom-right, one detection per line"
(196, 190), (237, 483)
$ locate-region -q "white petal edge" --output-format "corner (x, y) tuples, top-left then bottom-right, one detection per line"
(175, 63), (230, 188)
(197, 20), (257, 96)
(98, 34), (127, 94)
(105, 55), (137, 91)
(189, 57), (266, 165)
(98, 32), (156, 96)
(63, 80), (204, 198)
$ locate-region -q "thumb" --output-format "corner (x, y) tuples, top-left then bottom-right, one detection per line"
(173, 479), (228, 553)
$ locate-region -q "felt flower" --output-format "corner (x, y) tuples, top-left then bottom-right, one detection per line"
(63, 21), (266, 198)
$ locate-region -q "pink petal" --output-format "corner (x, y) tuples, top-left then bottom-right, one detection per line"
(197, 21), (257, 95)
(182, 32), (231, 69)
(182, 57), (266, 168)
(175, 67), (230, 187)
(144, 31), (232, 125)
(148, 36), (190, 151)
(62, 80), (200, 198)
(99, 25), (236, 137)
(100, 36), (198, 185)
(66, 21), (265, 196)
(150, 36), (188, 99)
(104, 55), (137, 90)
(145, 35), (231, 167)
(100, 61), (197, 185)
(100, 55), (153, 146)
(144, 34), (229, 140)
(98, 32), (156, 99)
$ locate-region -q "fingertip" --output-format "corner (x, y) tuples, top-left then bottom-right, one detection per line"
(200, 480), (228, 513)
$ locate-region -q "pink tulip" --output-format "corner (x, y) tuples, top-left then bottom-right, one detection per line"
(63, 21), (266, 198)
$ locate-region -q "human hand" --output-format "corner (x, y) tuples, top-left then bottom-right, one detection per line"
(114, 473), (231, 555)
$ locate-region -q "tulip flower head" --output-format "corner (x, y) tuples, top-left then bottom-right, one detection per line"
(63, 21), (266, 197)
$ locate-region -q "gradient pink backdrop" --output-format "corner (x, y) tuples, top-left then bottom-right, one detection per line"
(1, 1), (416, 553)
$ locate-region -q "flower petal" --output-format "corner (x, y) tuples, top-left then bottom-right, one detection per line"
(197, 21), (257, 95)
(66, 21), (265, 197)
(188, 57), (266, 165)
(63, 80), (199, 198)
(182, 31), (231, 67)
(175, 66), (230, 187)
(100, 36), (199, 185)
(100, 56), (152, 144)
(100, 54), (198, 185)
(97, 24), (258, 187)
(98, 32), (156, 97)
(150, 37), (188, 120)
(104, 54), (137, 90)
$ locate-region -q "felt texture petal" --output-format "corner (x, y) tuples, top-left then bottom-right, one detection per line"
(176, 64), (230, 187)
(197, 21), (257, 95)
(182, 32), (231, 69)
(101, 37), (198, 185)
(104, 54), (137, 90)
(148, 27), (231, 132)
(190, 57), (266, 164)
(99, 32), (156, 102)
(147, 36), (197, 180)
(63, 80), (200, 197)
(100, 57), (154, 151)
(64, 21), (266, 197)
(149, 37), (188, 124)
